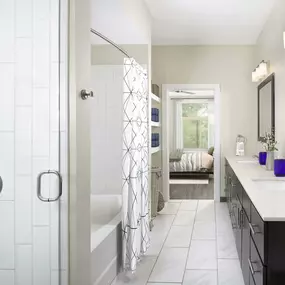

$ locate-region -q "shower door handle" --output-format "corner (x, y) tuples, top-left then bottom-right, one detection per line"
(37, 170), (63, 202)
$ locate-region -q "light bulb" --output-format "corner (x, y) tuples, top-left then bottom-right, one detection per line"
(259, 61), (268, 77)
(252, 70), (258, 82)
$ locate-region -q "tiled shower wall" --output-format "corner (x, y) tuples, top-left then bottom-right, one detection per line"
(0, 0), (68, 284)
(91, 66), (124, 196)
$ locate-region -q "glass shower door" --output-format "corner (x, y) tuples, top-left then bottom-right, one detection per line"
(0, 0), (68, 284)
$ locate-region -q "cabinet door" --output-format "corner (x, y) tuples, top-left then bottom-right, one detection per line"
(224, 163), (231, 209)
(230, 173), (239, 212)
(250, 238), (265, 285)
(234, 199), (242, 262)
(242, 211), (251, 285)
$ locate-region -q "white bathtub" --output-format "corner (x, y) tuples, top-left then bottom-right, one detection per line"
(91, 194), (123, 285)
(90, 194), (122, 251)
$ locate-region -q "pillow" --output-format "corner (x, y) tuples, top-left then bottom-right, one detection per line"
(201, 153), (214, 169)
(169, 149), (184, 162)
(208, 146), (214, 156)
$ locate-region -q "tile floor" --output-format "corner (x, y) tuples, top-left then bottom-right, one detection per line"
(112, 200), (245, 285)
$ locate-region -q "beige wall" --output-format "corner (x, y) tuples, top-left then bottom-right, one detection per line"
(255, 0), (285, 155)
(152, 45), (257, 196)
(91, 44), (149, 65)
(69, 0), (91, 284)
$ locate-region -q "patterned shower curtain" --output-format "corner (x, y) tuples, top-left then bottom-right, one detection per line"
(122, 58), (150, 271)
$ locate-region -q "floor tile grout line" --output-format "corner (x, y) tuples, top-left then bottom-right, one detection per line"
(218, 257), (239, 260)
(180, 199), (200, 284)
(146, 202), (182, 283)
(186, 268), (218, 271)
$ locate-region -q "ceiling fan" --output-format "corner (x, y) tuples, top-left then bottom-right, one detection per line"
(174, 90), (196, 95)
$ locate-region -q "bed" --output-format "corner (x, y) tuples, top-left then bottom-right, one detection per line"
(169, 150), (214, 179)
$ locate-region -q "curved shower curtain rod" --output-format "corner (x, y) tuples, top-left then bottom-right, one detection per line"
(90, 28), (131, 58)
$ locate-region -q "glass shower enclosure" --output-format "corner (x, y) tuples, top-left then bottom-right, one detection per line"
(0, 0), (68, 284)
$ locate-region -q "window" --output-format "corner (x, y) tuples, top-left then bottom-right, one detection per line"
(176, 100), (214, 149)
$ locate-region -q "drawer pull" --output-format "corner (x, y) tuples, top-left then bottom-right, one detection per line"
(249, 223), (261, 235)
(248, 259), (261, 275)
(240, 209), (244, 228)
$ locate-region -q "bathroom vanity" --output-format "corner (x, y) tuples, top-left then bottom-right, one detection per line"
(225, 157), (285, 285)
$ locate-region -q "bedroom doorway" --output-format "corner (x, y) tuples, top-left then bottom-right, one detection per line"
(162, 84), (221, 202)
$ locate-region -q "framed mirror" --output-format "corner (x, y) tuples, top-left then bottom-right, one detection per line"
(258, 73), (275, 141)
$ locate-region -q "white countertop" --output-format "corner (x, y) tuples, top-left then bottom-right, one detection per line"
(226, 156), (285, 221)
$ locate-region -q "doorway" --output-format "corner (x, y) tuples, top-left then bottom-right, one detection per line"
(162, 84), (221, 202)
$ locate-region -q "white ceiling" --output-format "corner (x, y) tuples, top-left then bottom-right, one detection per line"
(144, 0), (276, 45)
(91, 0), (151, 45)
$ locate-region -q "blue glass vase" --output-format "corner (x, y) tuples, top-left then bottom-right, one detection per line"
(274, 159), (285, 177)
(259, 152), (267, 165)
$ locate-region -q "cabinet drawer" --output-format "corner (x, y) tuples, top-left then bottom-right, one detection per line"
(243, 188), (251, 220)
(236, 182), (243, 203)
(250, 238), (265, 285)
(242, 213), (251, 285)
(250, 204), (264, 263)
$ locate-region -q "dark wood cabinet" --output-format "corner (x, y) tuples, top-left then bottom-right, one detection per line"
(242, 211), (251, 285)
(250, 204), (265, 263)
(234, 197), (242, 262)
(225, 158), (285, 285)
(224, 162), (231, 211)
(250, 238), (265, 285)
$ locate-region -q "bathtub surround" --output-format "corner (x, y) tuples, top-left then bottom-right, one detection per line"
(122, 58), (150, 271)
(90, 60), (149, 281)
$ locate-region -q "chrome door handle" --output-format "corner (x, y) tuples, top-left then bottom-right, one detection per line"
(240, 209), (244, 228)
(37, 170), (63, 202)
(249, 223), (261, 235)
(248, 259), (260, 275)
(0, 176), (3, 194)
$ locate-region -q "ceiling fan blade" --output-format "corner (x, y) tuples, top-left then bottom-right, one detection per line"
(175, 90), (196, 95)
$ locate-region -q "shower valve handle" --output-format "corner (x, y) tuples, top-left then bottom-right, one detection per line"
(81, 89), (94, 100)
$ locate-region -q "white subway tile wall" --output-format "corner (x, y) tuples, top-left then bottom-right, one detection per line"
(91, 66), (124, 196)
(0, 0), (68, 284)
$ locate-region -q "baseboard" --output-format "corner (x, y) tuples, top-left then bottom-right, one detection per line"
(220, 197), (227, 202)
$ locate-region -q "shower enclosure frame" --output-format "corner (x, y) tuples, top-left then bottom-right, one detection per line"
(0, 0), (69, 283)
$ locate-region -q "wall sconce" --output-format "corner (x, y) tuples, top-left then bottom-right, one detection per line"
(252, 60), (269, 82)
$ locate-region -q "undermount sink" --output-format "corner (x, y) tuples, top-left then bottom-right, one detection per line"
(252, 178), (285, 191)
(236, 160), (258, 164)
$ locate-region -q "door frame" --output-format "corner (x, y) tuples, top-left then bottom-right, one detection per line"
(162, 84), (221, 202)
